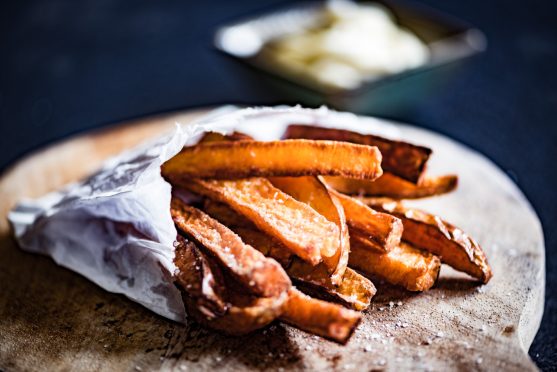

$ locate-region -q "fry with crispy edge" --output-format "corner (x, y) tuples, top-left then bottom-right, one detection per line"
(176, 178), (340, 265)
(203, 200), (375, 310)
(175, 236), (360, 341)
(287, 258), (375, 311)
(284, 124), (431, 183)
(162, 139), (383, 181)
(324, 173), (458, 199)
(280, 288), (362, 344)
(349, 241), (441, 291)
(349, 231), (389, 253)
(270, 176), (350, 284)
(330, 189), (402, 252)
(234, 228), (375, 311)
(174, 237), (287, 335)
(367, 200), (492, 283)
(170, 197), (291, 297)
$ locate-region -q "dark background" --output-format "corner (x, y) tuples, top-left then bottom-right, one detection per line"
(1, 0), (556, 369)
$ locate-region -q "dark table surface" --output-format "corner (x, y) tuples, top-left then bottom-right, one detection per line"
(1, 0), (556, 369)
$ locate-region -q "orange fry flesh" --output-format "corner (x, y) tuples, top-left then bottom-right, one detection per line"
(170, 198), (291, 297)
(178, 178), (339, 265)
(370, 201), (492, 283)
(284, 124), (430, 183)
(162, 139), (383, 180)
(280, 288), (362, 344)
(331, 189), (402, 252)
(349, 241), (441, 291)
(325, 173), (458, 199)
(202, 199), (253, 228)
(270, 176), (350, 284)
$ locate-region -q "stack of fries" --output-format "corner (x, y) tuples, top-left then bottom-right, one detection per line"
(162, 125), (492, 343)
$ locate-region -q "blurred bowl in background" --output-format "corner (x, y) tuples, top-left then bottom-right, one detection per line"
(215, 0), (486, 116)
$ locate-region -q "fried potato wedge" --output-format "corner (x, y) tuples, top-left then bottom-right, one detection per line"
(285, 124), (430, 183)
(162, 139), (383, 180)
(331, 189), (402, 252)
(369, 200), (492, 283)
(349, 241), (441, 291)
(325, 173), (458, 199)
(287, 259), (375, 311)
(179, 178), (340, 265)
(280, 288), (362, 344)
(170, 198), (291, 297)
(270, 176), (350, 284)
(203, 201), (374, 310)
(174, 238), (286, 335)
(197, 291), (286, 336)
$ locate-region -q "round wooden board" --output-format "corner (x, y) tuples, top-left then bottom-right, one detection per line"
(0, 109), (544, 371)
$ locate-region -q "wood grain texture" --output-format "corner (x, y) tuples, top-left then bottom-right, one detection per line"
(0, 109), (544, 371)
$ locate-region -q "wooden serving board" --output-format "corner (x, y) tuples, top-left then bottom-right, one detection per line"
(0, 109), (544, 371)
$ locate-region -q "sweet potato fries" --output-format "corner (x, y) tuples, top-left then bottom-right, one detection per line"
(164, 124), (492, 343)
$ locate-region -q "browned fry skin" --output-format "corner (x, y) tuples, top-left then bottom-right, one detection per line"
(284, 124), (430, 183)
(349, 241), (441, 291)
(174, 236), (228, 318)
(324, 173), (458, 200)
(330, 189), (402, 252)
(270, 176), (350, 284)
(287, 259), (375, 311)
(177, 178), (340, 266)
(369, 201), (492, 284)
(280, 288), (362, 344)
(174, 238), (287, 335)
(162, 139), (383, 180)
(202, 200), (375, 310)
(170, 197), (291, 298)
(349, 231), (389, 253)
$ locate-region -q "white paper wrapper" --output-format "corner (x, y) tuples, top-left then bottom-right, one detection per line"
(8, 106), (402, 322)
